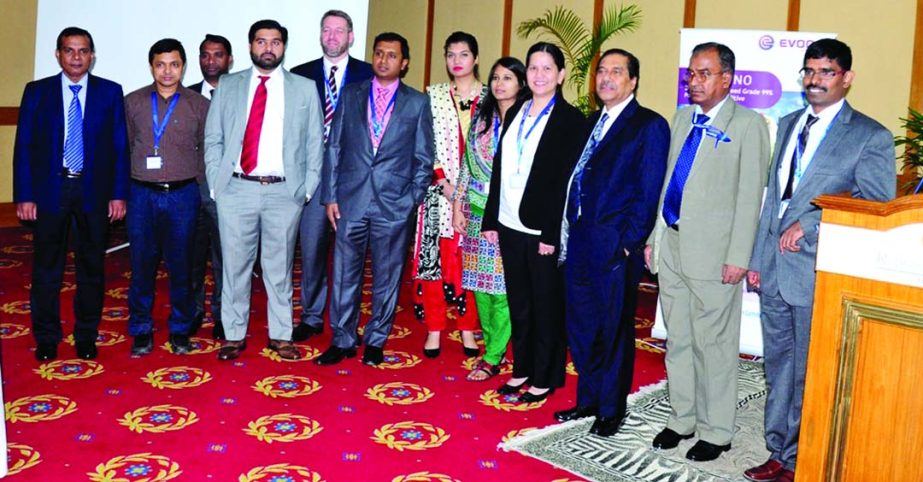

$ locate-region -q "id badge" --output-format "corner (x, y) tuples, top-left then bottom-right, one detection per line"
(509, 173), (527, 189)
(146, 156), (163, 170)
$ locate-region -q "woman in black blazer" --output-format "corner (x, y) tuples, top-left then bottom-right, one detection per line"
(481, 42), (588, 403)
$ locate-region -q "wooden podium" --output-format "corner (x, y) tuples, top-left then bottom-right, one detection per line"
(797, 194), (923, 481)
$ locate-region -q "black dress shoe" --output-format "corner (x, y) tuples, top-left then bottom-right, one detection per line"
(35, 343), (57, 361)
(131, 334), (154, 356)
(518, 388), (553, 403)
(292, 323), (323, 342)
(497, 380), (527, 395)
(170, 334), (192, 355)
(315, 345), (357, 365)
(188, 312), (204, 335)
(362, 345), (384, 366)
(212, 322), (225, 341)
(589, 416), (622, 437)
(75, 340), (98, 360)
(463, 345), (480, 357)
(554, 405), (599, 422)
(686, 440), (731, 461)
(423, 347), (441, 358)
(652, 427), (695, 449)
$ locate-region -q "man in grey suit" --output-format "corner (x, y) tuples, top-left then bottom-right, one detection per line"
(743, 39), (895, 482)
(316, 32), (434, 366)
(645, 42), (770, 461)
(204, 19), (324, 361)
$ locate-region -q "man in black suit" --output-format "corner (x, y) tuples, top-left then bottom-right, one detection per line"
(187, 34), (233, 340)
(290, 10), (373, 342)
(316, 32), (433, 366)
(13, 27), (130, 361)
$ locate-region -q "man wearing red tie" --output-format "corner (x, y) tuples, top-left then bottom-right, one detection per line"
(204, 19), (324, 361)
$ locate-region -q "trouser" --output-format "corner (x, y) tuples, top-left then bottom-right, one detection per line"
(415, 236), (478, 331)
(474, 291), (510, 366)
(191, 181), (222, 324)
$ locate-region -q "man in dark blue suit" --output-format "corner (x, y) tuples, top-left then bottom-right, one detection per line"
(13, 27), (130, 361)
(555, 49), (669, 436)
(290, 9), (372, 342)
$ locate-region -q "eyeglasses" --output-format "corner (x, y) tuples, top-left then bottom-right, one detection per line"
(799, 68), (845, 80)
(682, 69), (724, 82)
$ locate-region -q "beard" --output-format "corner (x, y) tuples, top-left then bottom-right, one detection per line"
(323, 43), (348, 59)
(250, 51), (284, 71)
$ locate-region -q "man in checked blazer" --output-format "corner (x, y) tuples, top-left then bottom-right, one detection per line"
(743, 39), (895, 482)
(645, 42), (770, 461)
(316, 32), (434, 367)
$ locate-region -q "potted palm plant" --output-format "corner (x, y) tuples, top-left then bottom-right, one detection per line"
(896, 108), (923, 194)
(517, 4), (642, 115)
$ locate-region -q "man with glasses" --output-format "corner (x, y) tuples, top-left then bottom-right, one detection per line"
(744, 39), (894, 482)
(645, 42), (770, 462)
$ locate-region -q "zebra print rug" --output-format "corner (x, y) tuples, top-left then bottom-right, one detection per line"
(500, 361), (771, 482)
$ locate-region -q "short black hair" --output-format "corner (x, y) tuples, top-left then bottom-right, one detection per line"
(57, 26), (94, 52)
(804, 38), (852, 71)
(200, 34), (232, 57)
(249, 19), (288, 45)
(148, 38), (186, 65)
(373, 32), (410, 60)
(444, 31), (479, 79)
(599, 48), (640, 93)
(321, 10), (353, 32)
(692, 42), (735, 77)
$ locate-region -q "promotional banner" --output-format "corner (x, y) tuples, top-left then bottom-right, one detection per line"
(652, 29), (835, 356)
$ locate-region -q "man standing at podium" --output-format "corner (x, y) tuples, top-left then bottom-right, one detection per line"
(745, 38), (895, 482)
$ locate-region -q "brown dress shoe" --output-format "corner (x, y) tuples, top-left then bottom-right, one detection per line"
(267, 339), (302, 360)
(217, 340), (246, 361)
(744, 459), (784, 481)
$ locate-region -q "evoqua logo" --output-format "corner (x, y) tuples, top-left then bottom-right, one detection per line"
(758, 35), (774, 50)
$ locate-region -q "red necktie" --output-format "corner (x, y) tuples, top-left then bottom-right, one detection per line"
(240, 75), (269, 174)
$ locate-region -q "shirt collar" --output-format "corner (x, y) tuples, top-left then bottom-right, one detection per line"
(250, 66), (283, 83)
(61, 72), (88, 89)
(694, 94), (730, 122)
(323, 56), (348, 75)
(805, 98), (845, 122)
(601, 94), (633, 121)
(371, 77), (400, 97)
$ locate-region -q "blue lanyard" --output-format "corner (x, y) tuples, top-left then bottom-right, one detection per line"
(325, 64), (346, 112)
(151, 91), (180, 154)
(491, 115), (501, 156)
(792, 109), (839, 181)
(369, 85), (398, 140)
(516, 96), (556, 170)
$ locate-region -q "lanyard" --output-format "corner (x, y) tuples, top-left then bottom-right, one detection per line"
(515, 96), (556, 171)
(791, 109), (839, 182)
(151, 91), (180, 155)
(369, 86), (398, 141)
(491, 115), (501, 156)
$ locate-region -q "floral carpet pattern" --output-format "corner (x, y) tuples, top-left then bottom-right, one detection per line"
(0, 226), (666, 481)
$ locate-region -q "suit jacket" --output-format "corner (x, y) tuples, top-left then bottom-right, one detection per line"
(187, 81), (206, 94)
(750, 101), (895, 306)
(290, 56), (373, 103)
(647, 99), (770, 279)
(322, 79), (435, 221)
(482, 97), (588, 247)
(204, 68), (325, 201)
(13, 73), (129, 213)
(567, 99), (669, 272)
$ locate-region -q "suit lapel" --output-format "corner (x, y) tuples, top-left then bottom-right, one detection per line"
(355, 81), (374, 157)
(377, 82), (409, 152)
(593, 99), (637, 156)
(51, 74), (66, 157)
(83, 75), (100, 161)
(795, 102), (853, 194)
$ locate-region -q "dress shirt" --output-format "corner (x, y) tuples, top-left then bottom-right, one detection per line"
(61, 72), (88, 167)
(777, 98), (845, 196)
(238, 66), (285, 176)
(498, 103), (552, 235)
(124, 84), (210, 182)
(367, 77), (399, 149)
(200, 82), (217, 100)
(323, 56), (348, 92)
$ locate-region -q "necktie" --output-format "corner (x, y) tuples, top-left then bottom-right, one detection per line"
(781, 114), (819, 201)
(558, 112), (609, 263)
(209, 88), (215, 98)
(63, 85), (84, 173)
(371, 87), (389, 151)
(240, 75), (269, 174)
(662, 113), (709, 227)
(323, 66), (338, 142)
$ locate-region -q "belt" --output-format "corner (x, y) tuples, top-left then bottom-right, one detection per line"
(669, 223), (679, 231)
(133, 178), (196, 192)
(233, 172), (285, 184)
(62, 169), (82, 179)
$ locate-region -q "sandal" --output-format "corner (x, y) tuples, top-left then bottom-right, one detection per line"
(466, 361), (500, 382)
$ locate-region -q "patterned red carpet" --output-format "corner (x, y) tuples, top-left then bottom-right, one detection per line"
(0, 225), (665, 481)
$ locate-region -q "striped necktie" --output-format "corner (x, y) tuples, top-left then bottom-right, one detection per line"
(323, 66), (338, 142)
(63, 85), (84, 173)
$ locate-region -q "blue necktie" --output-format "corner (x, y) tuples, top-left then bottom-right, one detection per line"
(558, 112), (609, 264)
(63, 85), (84, 173)
(662, 113), (709, 226)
